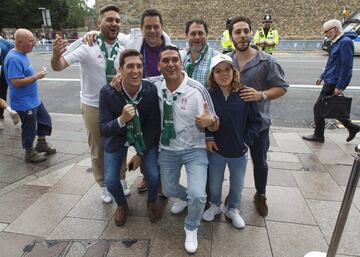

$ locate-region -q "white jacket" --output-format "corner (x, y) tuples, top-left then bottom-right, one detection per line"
(117, 28), (172, 50)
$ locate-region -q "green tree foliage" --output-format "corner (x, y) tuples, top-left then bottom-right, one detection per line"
(0, 0), (94, 29)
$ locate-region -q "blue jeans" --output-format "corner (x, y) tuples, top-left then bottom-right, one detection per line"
(17, 102), (52, 149)
(249, 128), (270, 194)
(208, 152), (248, 209)
(104, 146), (160, 206)
(159, 148), (208, 231)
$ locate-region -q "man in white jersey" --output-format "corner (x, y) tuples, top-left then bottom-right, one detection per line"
(51, 4), (125, 203)
(147, 45), (219, 253)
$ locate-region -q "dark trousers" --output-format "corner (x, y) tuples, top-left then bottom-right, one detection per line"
(17, 102), (52, 149)
(0, 71), (8, 119)
(249, 128), (270, 194)
(313, 84), (351, 137)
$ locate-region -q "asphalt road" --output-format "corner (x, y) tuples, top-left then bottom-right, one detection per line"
(28, 52), (360, 128)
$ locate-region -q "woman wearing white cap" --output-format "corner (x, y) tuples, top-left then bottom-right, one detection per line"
(203, 54), (262, 229)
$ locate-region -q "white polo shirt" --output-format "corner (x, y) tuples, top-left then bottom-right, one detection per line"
(148, 73), (217, 151)
(63, 38), (123, 108)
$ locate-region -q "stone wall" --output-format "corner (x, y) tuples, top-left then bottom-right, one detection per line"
(96, 0), (360, 38)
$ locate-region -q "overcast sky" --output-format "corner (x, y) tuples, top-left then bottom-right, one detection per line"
(85, 0), (95, 7)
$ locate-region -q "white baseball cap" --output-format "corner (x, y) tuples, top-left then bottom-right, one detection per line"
(210, 54), (234, 71)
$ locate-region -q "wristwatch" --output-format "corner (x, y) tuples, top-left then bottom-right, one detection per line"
(261, 91), (268, 101)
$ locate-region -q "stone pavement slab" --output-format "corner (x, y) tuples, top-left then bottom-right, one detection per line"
(1, 115), (360, 256)
(0, 184), (48, 223)
(267, 221), (328, 257)
(307, 200), (360, 256)
(266, 186), (316, 225)
(5, 193), (81, 237)
(67, 183), (117, 221)
(212, 223), (272, 257)
(292, 171), (344, 201)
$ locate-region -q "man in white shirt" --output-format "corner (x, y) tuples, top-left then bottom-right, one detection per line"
(51, 4), (125, 203)
(148, 45), (219, 253)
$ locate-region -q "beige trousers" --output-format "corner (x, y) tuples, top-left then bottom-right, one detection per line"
(81, 103), (126, 187)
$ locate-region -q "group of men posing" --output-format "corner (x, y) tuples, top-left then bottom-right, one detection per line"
(1, 3), (358, 254)
(50, 5), (288, 253)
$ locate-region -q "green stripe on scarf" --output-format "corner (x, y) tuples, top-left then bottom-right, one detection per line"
(125, 97), (146, 155)
(161, 89), (181, 146)
(97, 33), (120, 82)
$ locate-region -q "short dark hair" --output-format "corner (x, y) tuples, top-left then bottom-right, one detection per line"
(159, 45), (181, 59)
(185, 19), (208, 35)
(229, 16), (252, 36)
(99, 4), (120, 18)
(119, 49), (144, 68)
(141, 9), (163, 26)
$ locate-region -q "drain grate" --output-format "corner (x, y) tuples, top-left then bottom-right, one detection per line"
(21, 239), (149, 257)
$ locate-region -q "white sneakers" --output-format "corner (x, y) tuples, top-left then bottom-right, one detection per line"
(225, 208), (245, 229)
(100, 187), (112, 203)
(170, 199), (188, 214)
(0, 119), (3, 130)
(121, 179), (130, 196)
(203, 203), (245, 229)
(203, 203), (222, 221)
(184, 227), (198, 253)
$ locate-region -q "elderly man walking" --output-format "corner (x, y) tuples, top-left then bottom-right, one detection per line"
(303, 19), (360, 143)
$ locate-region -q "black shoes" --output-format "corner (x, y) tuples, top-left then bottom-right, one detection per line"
(302, 134), (325, 143)
(346, 124), (360, 142)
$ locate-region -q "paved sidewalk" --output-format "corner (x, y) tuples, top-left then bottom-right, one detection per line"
(0, 113), (359, 257)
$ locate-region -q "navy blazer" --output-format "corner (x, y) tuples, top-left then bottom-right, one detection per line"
(99, 80), (161, 154)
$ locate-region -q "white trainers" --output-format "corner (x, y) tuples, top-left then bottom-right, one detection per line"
(121, 179), (130, 196)
(0, 119), (3, 130)
(170, 199), (187, 214)
(100, 187), (113, 203)
(184, 227), (198, 253)
(225, 208), (245, 229)
(9, 111), (19, 125)
(203, 203), (222, 221)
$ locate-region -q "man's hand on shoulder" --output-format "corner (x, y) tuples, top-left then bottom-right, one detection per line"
(83, 30), (99, 46)
(239, 86), (263, 102)
(111, 73), (123, 91)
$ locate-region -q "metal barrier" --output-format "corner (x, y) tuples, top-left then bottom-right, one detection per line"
(32, 39), (324, 53)
(304, 144), (360, 257)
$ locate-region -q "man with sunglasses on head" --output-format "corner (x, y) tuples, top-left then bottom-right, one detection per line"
(253, 14), (279, 55)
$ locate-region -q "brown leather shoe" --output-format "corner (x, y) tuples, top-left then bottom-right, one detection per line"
(147, 202), (161, 223)
(137, 178), (148, 193)
(114, 204), (127, 226)
(254, 192), (268, 217)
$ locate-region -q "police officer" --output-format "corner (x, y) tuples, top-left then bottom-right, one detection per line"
(221, 17), (235, 54)
(253, 14), (279, 55)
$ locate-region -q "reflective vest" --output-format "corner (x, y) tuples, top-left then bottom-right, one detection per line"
(253, 27), (279, 54)
(221, 30), (235, 53)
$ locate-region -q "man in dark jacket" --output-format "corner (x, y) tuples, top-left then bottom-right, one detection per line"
(303, 19), (360, 143)
(99, 49), (161, 226)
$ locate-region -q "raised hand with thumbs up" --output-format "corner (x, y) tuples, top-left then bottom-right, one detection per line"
(195, 102), (219, 132)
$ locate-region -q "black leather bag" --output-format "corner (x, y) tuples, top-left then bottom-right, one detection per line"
(320, 95), (352, 119)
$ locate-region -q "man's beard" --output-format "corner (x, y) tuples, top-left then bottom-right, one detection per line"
(234, 40), (250, 52)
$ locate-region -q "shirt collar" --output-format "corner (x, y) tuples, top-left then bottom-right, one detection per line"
(122, 81), (143, 100)
(333, 32), (344, 43)
(160, 71), (188, 94)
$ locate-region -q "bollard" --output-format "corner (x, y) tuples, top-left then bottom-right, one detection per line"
(304, 144), (360, 257)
